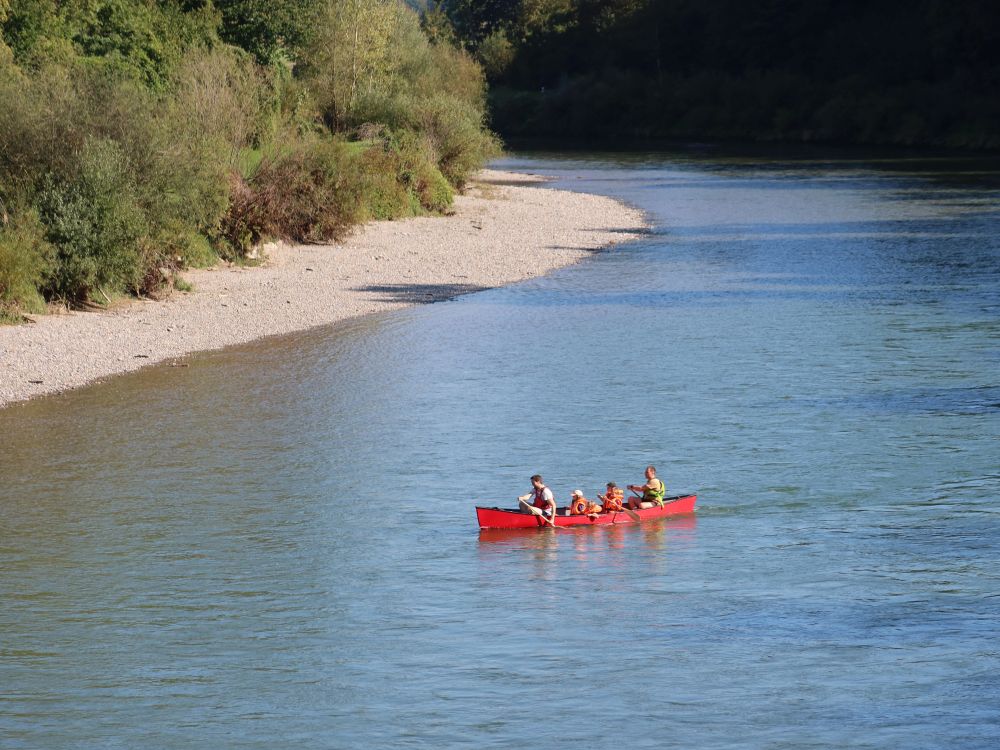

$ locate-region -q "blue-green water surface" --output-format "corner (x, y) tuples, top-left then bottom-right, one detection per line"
(2, 150), (999, 749)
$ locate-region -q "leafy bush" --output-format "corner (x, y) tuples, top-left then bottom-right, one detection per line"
(215, 0), (322, 64)
(476, 29), (515, 80)
(217, 170), (259, 257)
(413, 92), (499, 188)
(0, 21), (12, 69)
(0, 207), (53, 318)
(4, 0), (219, 87)
(219, 136), (366, 254)
(352, 132), (454, 218)
(0, 64), (92, 194)
(0, 46), (281, 296)
(0, 0), (501, 317)
(394, 132), (454, 212)
(38, 137), (150, 301)
(145, 46), (272, 255)
(357, 144), (415, 220)
(174, 232), (218, 268)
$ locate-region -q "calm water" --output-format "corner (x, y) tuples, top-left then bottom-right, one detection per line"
(2, 150), (999, 749)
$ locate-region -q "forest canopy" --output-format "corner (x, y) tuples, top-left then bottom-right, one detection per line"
(437, 0), (1000, 149)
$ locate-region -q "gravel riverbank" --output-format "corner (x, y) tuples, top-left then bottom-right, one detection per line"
(0, 170), (646, 408)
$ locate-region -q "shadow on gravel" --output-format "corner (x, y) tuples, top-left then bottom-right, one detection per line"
(353, 283), (490, 303)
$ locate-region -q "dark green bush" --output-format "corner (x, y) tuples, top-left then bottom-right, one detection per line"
(414, 93), (499, 187)
(173, 232), (218, 268)
(4, 0), (219, 87)
(38, 137), (150, 301)
(357, 145), (415, 220)
(394, 132), (454, 212)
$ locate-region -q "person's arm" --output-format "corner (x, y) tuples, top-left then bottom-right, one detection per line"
(544, 488), (556, 515)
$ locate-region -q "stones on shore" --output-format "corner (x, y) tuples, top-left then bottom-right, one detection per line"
(1, 171), (647, 408)
(248, 240), (281, 262)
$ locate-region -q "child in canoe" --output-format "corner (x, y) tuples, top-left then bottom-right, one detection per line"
(567, 489), (603, 516)
(598, 482), (625, 512)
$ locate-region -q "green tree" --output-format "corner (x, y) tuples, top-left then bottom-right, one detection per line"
(2, 0), (219, 86)
(304, 0), (408, 130)
(444, 0), (519, 45)
(462, 0), (1000, 149)
(214, 0), (323, 62)
(420, 2), (456, 46)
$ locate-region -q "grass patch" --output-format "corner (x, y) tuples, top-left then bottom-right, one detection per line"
(173, 276), (194, 292)
(236, 148), (265, 179)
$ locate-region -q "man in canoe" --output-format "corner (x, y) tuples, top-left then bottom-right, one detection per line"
(627, 465), (666, 509)
(518, 475), (556, 522)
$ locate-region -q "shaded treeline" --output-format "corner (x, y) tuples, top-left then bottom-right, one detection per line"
(0, 0), (497, 319)
(438, 0), (1000, 149)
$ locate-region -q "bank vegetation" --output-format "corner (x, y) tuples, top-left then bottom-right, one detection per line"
(0, 0), (498, 321)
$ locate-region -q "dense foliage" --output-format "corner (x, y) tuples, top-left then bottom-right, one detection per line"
(0, 0), (498, 319)
(440, 0), (1000, 149)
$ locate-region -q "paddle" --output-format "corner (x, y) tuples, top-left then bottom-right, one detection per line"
(621, 491), (644, 522)
(518, 498), (557, 527)
(621, 505), (642, 522)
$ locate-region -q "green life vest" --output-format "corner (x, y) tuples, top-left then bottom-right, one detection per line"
(643, 479), (666, 507)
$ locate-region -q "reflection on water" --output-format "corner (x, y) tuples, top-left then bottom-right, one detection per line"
(2, 149), (999, 749)
(477, 514), (698, 576)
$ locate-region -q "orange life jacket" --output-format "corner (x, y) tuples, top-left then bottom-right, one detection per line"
(602, 487), (624, 512)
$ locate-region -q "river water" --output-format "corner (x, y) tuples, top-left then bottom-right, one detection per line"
(2, 150), (998, 749)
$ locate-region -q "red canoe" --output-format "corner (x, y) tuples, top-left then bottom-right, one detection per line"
(476, 494), (697, 529)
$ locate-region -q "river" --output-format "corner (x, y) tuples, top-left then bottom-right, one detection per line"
(2, 149), (998, 749)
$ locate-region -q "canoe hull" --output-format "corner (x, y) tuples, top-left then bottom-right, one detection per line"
(476, 494), (696, 529)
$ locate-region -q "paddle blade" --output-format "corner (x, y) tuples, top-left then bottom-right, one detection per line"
(622, 507), (642, 522)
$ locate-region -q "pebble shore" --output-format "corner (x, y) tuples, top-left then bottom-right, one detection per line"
(0, 170), (646, 408)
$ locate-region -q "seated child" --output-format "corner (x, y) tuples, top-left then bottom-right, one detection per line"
(567, 489), (601, 515)
(598, 482), (624, 512)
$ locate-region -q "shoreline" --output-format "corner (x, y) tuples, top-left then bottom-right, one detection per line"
(0, 169), (647, 409)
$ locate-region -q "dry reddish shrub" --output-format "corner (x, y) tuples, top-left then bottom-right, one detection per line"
(218, 139), (366, 256)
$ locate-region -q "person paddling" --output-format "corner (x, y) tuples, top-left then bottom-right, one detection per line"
(518, 474), (556, 525)
(627, 465), (666, 510)
(598, 482), (624, 512)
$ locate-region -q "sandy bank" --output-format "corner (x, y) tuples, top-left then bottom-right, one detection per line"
(0, 170), (646, 408)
